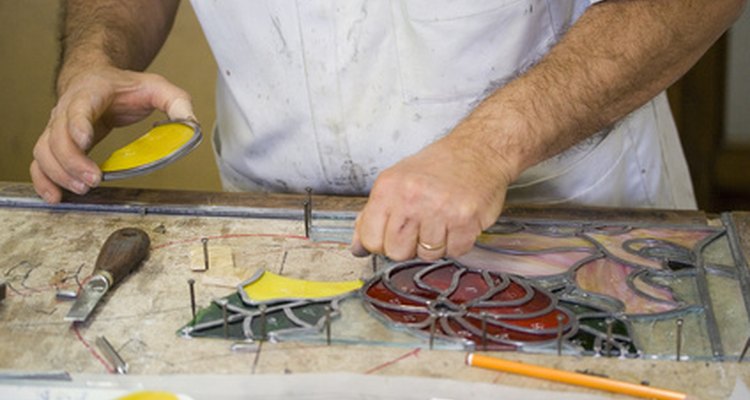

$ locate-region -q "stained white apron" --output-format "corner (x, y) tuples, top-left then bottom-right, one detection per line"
(190, 0), (696, 209)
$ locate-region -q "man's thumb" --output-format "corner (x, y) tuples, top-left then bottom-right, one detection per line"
(166, 97), (197, 122)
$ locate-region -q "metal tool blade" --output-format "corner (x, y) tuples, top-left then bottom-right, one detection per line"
(64, 275), (110, 322)
(63, 227), (150, 323)
(95, 336), (128, 374)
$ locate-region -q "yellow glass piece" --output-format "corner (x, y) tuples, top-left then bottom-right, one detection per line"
(242, 270), (363, 303)
(117, 391), (180, 400)
(101, 122), (197, 172)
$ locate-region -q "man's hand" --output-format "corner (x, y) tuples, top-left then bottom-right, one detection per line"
(352, 134), (514, 261)
(351, 0), (745, 261)
(30, 66), (194, 203)
(31, 0), (183, 203)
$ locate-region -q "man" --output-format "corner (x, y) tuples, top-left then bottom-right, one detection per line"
(31, 0), (746, 262)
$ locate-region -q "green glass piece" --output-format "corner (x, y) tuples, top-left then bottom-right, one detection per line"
(292, 302), (329, 325)
(184, 293), (247, 339)
(706, 272), (750, 357)
(246, 308), (300, 338)
(702, 234), (736, 267)
(245, 303), (328, 339)
(558, 301), (638, 356)
(630, 311), (709, 359)
(180, 293), (341, 340)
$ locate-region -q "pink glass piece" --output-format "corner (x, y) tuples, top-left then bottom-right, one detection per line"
(586, 227), (715, 270)
(575, 258), (679, 315)
(457, 247), (593, 277)
(476, 232), (595, 252)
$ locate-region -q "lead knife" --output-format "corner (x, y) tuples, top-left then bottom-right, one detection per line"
(65, 227), (150, 323)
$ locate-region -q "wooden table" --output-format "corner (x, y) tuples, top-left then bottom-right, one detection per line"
(0, 181), (748, 399)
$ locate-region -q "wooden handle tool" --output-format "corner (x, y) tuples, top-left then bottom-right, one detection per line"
(65, 228), (150, 323)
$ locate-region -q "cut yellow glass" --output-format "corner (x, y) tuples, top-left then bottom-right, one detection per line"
(100, 120), (201, 180)
(117, 391), (180, 400)
(241, 270), (363, 304)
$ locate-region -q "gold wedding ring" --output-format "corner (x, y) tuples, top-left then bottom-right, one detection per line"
(418, 241), (446, 252)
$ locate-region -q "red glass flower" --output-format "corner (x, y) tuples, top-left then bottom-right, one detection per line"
(362, 259), (575, 350)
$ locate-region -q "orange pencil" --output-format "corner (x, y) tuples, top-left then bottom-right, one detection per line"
(466, 353), (687, 400)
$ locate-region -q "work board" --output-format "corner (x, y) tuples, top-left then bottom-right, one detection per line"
(0, 182), (749, 399)
(0, 206), (373, 374)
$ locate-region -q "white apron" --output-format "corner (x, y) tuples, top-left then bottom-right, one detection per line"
(190, 0), (696, 209)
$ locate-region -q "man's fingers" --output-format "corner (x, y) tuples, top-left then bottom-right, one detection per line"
(142, 74), (196, 121)
(32, 131), (89, 195)
(416, 218), (447, 261)
(354, 202), (389, 256)
(444, 219), (483, 259)
(166, 97), (196, 121)
(383, 215), (418, 261)
(349, 214), (369, 257)
(29, 160), (63, 204)
(65, 94), (101, 150)
(349, 228), (371, 258)
(48, 109), (101, 188)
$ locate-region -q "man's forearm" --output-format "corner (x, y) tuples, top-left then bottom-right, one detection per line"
(454, 0), (746, 180)
(57, 0), (180, 94)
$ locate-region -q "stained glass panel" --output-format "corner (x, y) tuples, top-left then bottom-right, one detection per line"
(183, 216), (750, 361)
(361, 219), (750, 360)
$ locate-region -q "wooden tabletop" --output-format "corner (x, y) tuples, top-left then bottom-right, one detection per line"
(0, 181), (747, 400)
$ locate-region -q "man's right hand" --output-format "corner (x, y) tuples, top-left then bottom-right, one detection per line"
(30, 65), (195, 203)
